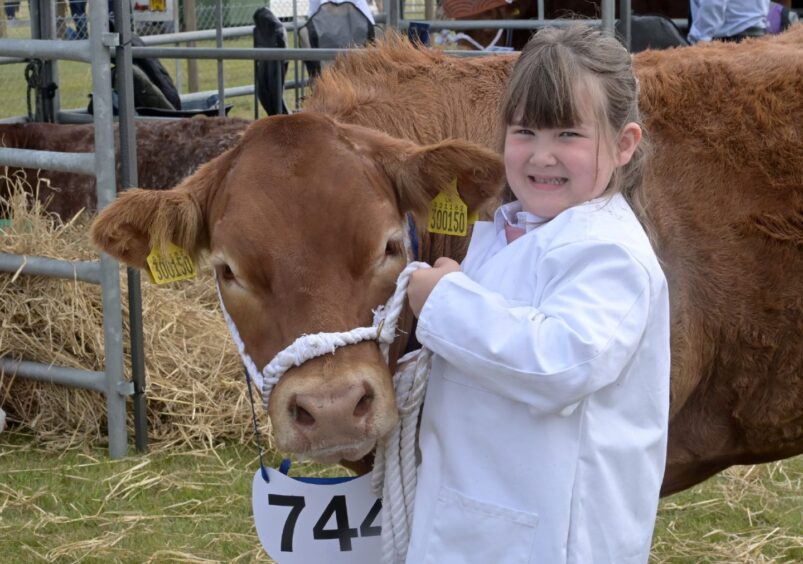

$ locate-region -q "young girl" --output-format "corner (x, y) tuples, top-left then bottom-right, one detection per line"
(405, 26), (670, 563)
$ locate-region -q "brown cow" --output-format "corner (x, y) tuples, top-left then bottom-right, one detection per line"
(311, 30), (803, 493)
(91, 112), (506, 465)
(0, 117), (249, 219)
(92, 30), (802, 495)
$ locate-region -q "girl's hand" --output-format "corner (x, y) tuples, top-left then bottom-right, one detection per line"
(407, 257), (461, 317)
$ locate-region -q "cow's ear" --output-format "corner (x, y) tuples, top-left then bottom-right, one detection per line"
(392, 139), (506, 220)
(340, 121), (505, 219)
(89, 153), (230, 269)
(90, 188), (206, 270)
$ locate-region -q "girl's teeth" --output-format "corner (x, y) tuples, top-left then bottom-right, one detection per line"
(531, 177), (564, 185)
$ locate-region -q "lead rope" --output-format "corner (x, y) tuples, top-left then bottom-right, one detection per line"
(217, 253), (431, 564)
(373, 345), (431, 564)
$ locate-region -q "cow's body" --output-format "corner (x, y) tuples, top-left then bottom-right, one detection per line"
(307, 31), (803, 493)
(90, 29), (802, 495)
(0, 117), (249, 218)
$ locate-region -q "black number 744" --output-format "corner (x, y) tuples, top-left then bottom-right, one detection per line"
(268, 494), (382, 552)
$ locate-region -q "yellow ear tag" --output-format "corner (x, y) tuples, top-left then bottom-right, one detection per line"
(428, 179), (470, 236)
(146, 242), (197, 285)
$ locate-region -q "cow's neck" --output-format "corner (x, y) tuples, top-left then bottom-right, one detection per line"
(346, 230), (475, 475)
(385, 228), (473, 370)
(422, 230), (473, 265)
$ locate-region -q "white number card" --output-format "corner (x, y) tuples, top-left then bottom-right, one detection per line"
(252, 467), (382, 563)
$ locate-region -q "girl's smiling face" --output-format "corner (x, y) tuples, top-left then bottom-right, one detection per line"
(504, 77), (641, 219)
(503, 116), (642, 219)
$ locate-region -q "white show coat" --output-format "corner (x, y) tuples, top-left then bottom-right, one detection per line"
(405, 194), (670, 564)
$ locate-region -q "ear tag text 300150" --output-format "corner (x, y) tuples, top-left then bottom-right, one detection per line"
(146, 242), (197, 284)
(428, 178), (475, 236)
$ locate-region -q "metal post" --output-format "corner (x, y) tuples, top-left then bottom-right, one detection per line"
(537, 0), (544, 21)
(127, 267), (147, 453)
(601, 0), (615, 36)
(424, 0), (434, 20)
(388, 0), (400, 30)
(293, 0), (301, 110)
(173, 1), (182, 93)
(253, 47), (259, 119)
(114, 0), (148, 454)
(0, 1), (7, 39)
(183, 0), (199, 92)
(30, 0), (59, 121)
(620, 0), (632, 50)
(89, 0), (128, 460)
(215, 0), (225, 116)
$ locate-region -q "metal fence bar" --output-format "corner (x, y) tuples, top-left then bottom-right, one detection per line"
(0, 38), (91, 62)
(601, 0), (615, 35)
(131, 45), (351, 61)
(0, 148), (95, 175)
(0, 1), (133, 459)
(399, 18), (688, 32)
(0, 358), (119, 395)
(30, 0), (59, 122)
(113, 0), (148, 454)
(400, 19), (604, 30)
(140, 25), (257, 45)
(181, 75), (309, 102)
(135, 12), (388, 46)
(215, 0), (225, 117)
(292, 0), (302, 110)
(132, 46), (491, 62)
(0, 254), (101, 284)
(181, 84), (254, 102)
(89, 1), (129, 460)
(389, 0), (400, 29)
(621, 0), (632, 49)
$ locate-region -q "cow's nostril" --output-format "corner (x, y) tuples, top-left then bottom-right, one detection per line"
(289, 382), (376, 433)
(353, 393), (373, 418)
(292, 404), (316, 427)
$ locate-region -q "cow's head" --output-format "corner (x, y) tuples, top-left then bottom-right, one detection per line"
(91, 113), (504, 463)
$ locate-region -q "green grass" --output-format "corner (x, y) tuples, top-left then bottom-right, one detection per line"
(0, 430), (800, 563)
(0, 431), (338, 563)
(651, 459), (803, 562)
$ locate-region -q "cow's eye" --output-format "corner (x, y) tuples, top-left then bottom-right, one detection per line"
(220, 264), (236, 282)
(385, 239), (403, 258)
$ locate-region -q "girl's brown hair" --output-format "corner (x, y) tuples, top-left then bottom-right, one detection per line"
(500, 25), (649, 201)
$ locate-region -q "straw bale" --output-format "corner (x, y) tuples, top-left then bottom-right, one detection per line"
(0, 175), (270, 452)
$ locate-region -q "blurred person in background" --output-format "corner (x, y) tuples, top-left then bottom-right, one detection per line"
(687, 0), (770, 42)
(68, 0), (87, 40)
(5, 1), (21, 20)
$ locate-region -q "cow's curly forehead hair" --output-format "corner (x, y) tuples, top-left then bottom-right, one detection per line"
(501, 25), (648, 197)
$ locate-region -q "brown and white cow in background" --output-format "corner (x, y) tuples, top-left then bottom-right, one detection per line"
(92, 29), (803, 496)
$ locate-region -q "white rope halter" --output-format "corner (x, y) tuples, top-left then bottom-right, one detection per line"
(216, 224), (431, 564)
